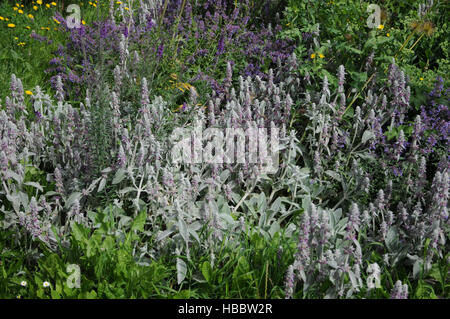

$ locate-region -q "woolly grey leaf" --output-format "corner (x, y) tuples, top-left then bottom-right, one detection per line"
(24, 182), (43, 193)
(176, 258), (187, 285)
(178, 218), (189, 244)
(98, 178), (107, 192)
(362, 130), (375, 144)
(112, 168), (126, 184)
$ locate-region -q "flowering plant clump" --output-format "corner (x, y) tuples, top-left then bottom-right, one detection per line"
(0, 0), (448, 300)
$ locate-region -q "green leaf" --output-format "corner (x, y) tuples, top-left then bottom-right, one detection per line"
(131, 210), (147, 233)
(201, 261), (212, 283)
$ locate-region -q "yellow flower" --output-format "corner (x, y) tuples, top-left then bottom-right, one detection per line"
(386, 33), (390, 37)
(319, 53), (325, 59)
(28, 14), (34, 19)
(14, 36), (18, 40)
(26, 26), (30, 29)
(124, 7), (129, 10)
(116, 1), (122, 4)
(7, 23), (16, 28)
(420, 77), (424, 81)
(18, 9), (23, 14)
(33, 5), (38, 10)
(0, 16), (4, 21)
(310, 53), (316, 59)
(37, 0), (43, 4)
(46, 4), (50, 8)
(25, 90), (33, 95)
(51, 2), (57, 6)
(54, 18), (60, 24)
(46, 27), (50, 30)
(82, 20), (86, 25)
(377, 24), (384, 30)
(13, 7), (18, 11)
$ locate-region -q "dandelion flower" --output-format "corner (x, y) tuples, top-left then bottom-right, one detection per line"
(82, 20), (86, 25)
(420, 77), (424, 81)
(46, 4), (50, 8)
(37, 0), (42, 4)
(116, 1), (122, 4)
(25, 90), (33, 95)
(319, 53), (325, 59)
(386, 33), (390, 37)
(20, 281), (27, 287)
(25, 26), (30, 29)
(53, 18), (60, 24)
(43, 281), (50, 288)
(377, 24), (384, 30)
(0, 16), (4, 21)
(51, 2), (57, 6)
(18, 9), (23, 14)
(33, 6), (38, 10)
(28, 14), (34, 19)
(310, 53), (316, 59)
(13, 7), (18, 11)
(7, 23), (16, 28)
